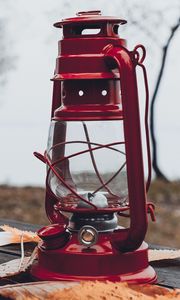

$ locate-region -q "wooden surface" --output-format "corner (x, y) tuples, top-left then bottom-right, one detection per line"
(0, 219), (179, 289)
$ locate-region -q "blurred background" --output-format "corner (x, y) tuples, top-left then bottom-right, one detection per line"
(0, 0), (180, 247)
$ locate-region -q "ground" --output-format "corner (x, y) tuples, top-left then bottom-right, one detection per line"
(0, 180), (179, 248)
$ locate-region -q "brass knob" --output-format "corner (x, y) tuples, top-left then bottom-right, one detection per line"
(78, 225), (98, 248)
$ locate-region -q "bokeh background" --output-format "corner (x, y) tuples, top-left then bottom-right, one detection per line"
(0, 0), (180, 247)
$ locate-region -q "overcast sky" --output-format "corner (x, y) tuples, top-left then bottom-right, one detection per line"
(0, 0), (180, 186)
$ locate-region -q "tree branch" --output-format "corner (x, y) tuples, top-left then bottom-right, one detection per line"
(150, 17), (180, 181)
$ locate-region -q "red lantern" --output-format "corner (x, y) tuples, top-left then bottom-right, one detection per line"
(31, 11), (157, 284)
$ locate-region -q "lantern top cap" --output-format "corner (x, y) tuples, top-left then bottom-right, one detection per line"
(54, 10), (127, 28)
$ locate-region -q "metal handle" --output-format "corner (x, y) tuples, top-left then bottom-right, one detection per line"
(132, 45), (152, 191)
(103, 44), (148, 252)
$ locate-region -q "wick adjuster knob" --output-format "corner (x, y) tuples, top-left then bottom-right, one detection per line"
(38, 224), (70, 250)
(78, 225), (98, 248)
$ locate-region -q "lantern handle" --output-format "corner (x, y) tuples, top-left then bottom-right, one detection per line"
(132, 45), (152, 191)
(103, 44), (148, 252)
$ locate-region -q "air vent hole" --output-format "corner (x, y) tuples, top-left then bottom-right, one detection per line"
(79, 90), (84, 96)
(102, 90), (107, 96)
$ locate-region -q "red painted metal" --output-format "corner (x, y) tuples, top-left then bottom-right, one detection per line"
(37, 224), (71, 250)
(31, 11), (156, 284)
(32, 233), (156, 283)
(38, 224), (67, 239)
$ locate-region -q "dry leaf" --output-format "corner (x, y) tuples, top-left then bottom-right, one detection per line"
(0, 247), (38, 278)
(0, 225), (40, 245)
(49, 281), (180, 300)
(0, 281), (78, 300)
(149, 249), (180, 262)
(0, 257), (32, 278)
(0, 281), (179, 300)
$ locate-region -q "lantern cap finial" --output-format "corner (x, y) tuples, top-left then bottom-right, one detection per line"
(76, 10), (102, 16)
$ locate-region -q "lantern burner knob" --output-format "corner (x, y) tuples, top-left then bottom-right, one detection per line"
(78, 225), (98, 248)
(76, 10), (102, 16)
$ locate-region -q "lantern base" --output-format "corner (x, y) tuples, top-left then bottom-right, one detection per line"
(30, 233), (157, 284)
(31, 265), (156, 284)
